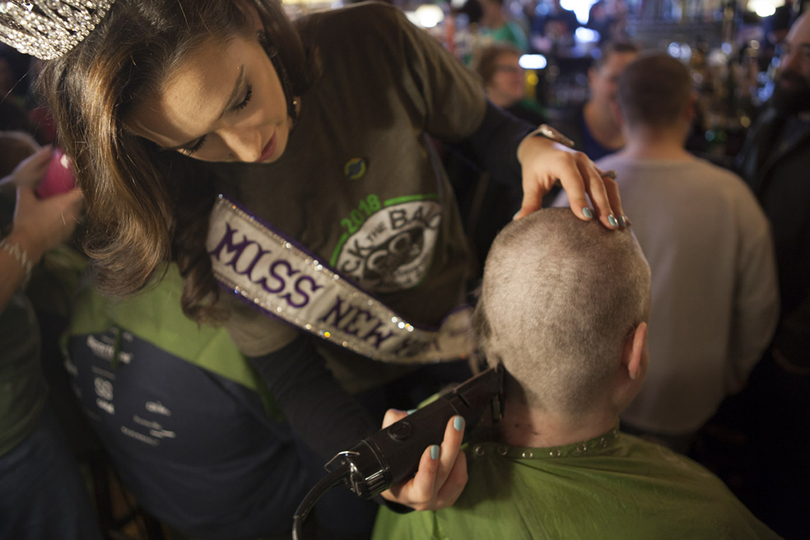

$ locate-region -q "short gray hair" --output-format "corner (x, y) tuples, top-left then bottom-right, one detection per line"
(475, 209), (650, 415)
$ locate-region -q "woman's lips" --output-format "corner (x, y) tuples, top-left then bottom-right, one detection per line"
(256, 132), (277, 163)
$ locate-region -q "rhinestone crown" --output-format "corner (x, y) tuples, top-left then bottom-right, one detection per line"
(0, 1), (115, 60)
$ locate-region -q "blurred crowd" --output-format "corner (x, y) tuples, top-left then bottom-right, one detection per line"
(412, 0), (805, 165)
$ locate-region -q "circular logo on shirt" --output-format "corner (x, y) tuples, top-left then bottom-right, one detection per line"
(344, 158), (368, 180)
(335, 200), (442, 292)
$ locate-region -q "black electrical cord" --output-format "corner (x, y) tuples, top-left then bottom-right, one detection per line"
(292, 463), (352, 540)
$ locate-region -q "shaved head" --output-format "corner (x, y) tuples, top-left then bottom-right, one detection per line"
(476, 209), (651, 416)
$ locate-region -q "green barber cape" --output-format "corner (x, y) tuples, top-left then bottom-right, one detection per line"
(373, 429), (781, 539)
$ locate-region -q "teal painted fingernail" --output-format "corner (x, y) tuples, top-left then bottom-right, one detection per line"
(608, 214), (619, 227)
(453, 416), (464, 432)
(407, 409), (417, 415)
(430, 445), (440, 459)
(622, 215), (632, 228)
(582, 207), (593, 219)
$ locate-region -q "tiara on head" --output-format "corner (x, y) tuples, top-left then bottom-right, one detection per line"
(0, 1), (115, 60)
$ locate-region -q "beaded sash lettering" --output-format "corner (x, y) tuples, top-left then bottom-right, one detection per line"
(207, 195), (474, 364)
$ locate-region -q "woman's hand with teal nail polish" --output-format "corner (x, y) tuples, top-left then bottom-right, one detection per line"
(380, 409), (468, 511)
(514, 136), (625, 228)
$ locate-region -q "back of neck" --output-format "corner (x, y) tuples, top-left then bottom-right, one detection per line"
(621, 128), (694, 161)
(499, 398), (618, 448)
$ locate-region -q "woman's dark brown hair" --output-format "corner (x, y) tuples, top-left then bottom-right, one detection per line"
(37, 0), (316, 321)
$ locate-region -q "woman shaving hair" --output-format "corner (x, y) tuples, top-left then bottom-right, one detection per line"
(1, 0), (625, 536)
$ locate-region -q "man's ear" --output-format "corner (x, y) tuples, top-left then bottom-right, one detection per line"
(624, 322), (648, 381)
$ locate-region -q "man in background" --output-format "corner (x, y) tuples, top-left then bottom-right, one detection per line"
(555, 40), (638, 161)
(730, 11), (810, 538)
(543, 41), (638, 207)
(556, 53), (778, 453)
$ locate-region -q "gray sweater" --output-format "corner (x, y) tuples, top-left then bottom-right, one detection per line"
(556, 155), (779, 434)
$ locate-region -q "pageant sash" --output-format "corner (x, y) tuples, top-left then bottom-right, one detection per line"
(207, 195), (475, 364)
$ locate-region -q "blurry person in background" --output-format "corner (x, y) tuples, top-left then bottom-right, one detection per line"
(730, 11), (810, 539)
(475, 44), (546, 125)
(451, 43), (547, 273)
(555, 40), (639, 161)
(541, 41), (637, 206)
(586, 0), (628, 44)
(556, 53), (778, 454)
(479, 0), (529, 51)
(0, 142), (100, 540)
(529, 0), (580, 54)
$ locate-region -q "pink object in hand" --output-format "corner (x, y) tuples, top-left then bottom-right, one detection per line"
(36, 148), (76, 199)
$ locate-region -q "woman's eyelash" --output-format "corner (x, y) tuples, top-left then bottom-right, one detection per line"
(182, 84), (251, 156)
(234, 85), (253, 111)
(185, 135), (207, 155)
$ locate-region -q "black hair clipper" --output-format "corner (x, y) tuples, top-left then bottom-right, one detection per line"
(291, 365), (504, 539)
